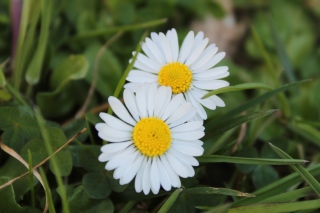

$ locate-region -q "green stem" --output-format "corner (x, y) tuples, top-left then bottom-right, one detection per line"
(39, 167), (56, 213)
(5, 82), (30, 109)
(27, 150), (35, 208)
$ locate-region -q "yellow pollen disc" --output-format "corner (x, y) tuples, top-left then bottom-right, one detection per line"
(158, 62), (192, 94)
(133, 117), (171, 157)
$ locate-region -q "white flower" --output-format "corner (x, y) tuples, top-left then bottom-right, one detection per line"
(125, 29), (229, 120)
(96, 83), (204, 195)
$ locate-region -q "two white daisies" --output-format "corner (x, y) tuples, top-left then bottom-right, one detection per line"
(95, 29), (229, 195)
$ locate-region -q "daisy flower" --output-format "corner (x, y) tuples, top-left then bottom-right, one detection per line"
(125, 29), (229, 120)
(96, 83), (205, 195)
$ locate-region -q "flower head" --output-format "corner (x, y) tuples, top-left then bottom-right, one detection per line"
(96, 83), (204, 195)
(125, 29), (229, 120)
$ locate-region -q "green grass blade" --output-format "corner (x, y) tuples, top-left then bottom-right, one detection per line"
(269, 143), (320, 195)
(202, 83), (272, 99)
(0, 67), (5, 87)
(34, 109), (70, 213)
(197, 155), (307, 165)
(229, 199), (320, 213)
(107, 31), (148, 114)
(158, 188), (183, 213)
(287, 122), (320, 148)
(232, 164), (320, 206)
(259, 187), (314, 203)
(206, 80), (310, 129)
(39, 167), (56, 213)
(25, 0), (52, 84)
(68, 19), (167, 42)
(27, 150), (35, 208)
(207, 109), (278, 137)
(183, 187), (255, 197)
(269, 17), (296, 83)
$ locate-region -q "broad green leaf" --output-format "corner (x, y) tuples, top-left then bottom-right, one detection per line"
(82, 172), (111, 199)
(197, 155), (307, 165)
(36, 55), (89, 117)
(235, 147), (259, 174)
(0, 67), (5, 86)
(68, 186), (114, 213)
(260, 187), (315, 203)
(0, 89), (11, 101)
(0, 177), (40, 213)
(183, 187), (254, 197)
(69, 18), (166, 41)
(229, 199), (320, 213)
(205, 80), (310, 129)
(252, 165), (279, 189)
(208, 109), (278, 136)
(0, 107), (40, 152)
(79, 146), (105, 172)
(287, 122), (320, 147)
(62, 119), (88, 143)
(158, 188), (183, 213)
(50, 55), (88, 89)
(232, 164), (320, 206)
(269, 143), (320, 195)
(202, 83), (272, 99)
(25, 0), (52, 84)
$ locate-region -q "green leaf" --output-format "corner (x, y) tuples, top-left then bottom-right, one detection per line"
(235, 147), (259, 174)
(0, 67), (6, 86)
(229, 199), (320, 213)
(183, 187), (255, 197)
(69, 18), (167, 41)
(79, 146), (105, 172)
(202, 83), (272, 99)
(68, 186), (114, 213)
(82, 172), (111, 199)
(0, 107), (40, 152)
(205, 80), (310, 129)
(260, 187), (315, 203)
(36, 55), (89, 117)
(0, 89), (11, 101)
(62, 119), (88, 143)
(25, 0), (52, 84)
(208, 109), (278, 136)
(158, 188), (183, 213)
(0, 177), (40, 213)
(252, 165), (279, 189)
(197, 155), (307, 165)
(269, 143), (320, 196)
(287, 122), (320, 148)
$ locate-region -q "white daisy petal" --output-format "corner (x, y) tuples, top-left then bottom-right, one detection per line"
(178, 31), (194, 63)
(100, 141), (132, 154)
(158, 87), (172, 118)
(99, 112), (133, 131)
(193, 52), (226, 73)
(135, 52), (161, 71)
(193, 80), (230, 90)
(168, 107), (197, 128)
(97, 123), (131, 138)
(145, 38), (165, 64)
(186, 92), (207, 120)
(147, 83), (157, 117)
(185, 38), (209, 66)
(136, 85), (148, 118)
(172, 131), (204, 141)
(169, 147), (199, 167)
(154, 86), (171, 117)
(127, 70), (158, 82)
(142, 158), (152, 195)
(105, 145), (136, 170)
(172, 140), (204, 156)
(121, 153), (144, 185)
(170, 121), (203, 132)
(123, 89), (140, 122)
(159, 33), (173, 63)
(189, 89), (216, 110)
(123, 82), (140, 92)
(114, 150), (139, 180)
(192, 31), (204, 49)
(157, 158), (172, 191)
(98, 132), (130, 142)
(150, 158), (161, 194)
(108, 96), (136, 126)
(170, 29), (179, 61)
(160, 155), (181, 187)
(191, 45), (218, 70)
(193, 66), (229, 79)
(135, 157), (147, 193)
(98, 151), (119, 162)
(161, 94), (184, 120)
(210, 95), (226, 107)
(151, 32), (165, 59)
(165, 102), (193, 124)
(131, 58), (158, 74)
(165, 152), (193, 178)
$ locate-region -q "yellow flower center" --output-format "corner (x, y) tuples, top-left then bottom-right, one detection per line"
(133, 117), (171, 157)
(158, 62), (192, 94)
